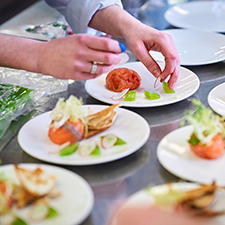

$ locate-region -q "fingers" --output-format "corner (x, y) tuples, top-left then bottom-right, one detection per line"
(84, 35), (123, 53)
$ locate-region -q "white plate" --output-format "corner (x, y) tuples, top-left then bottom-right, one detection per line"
(208, 82), (225, 116)
(18, 105), (150, 165)
(165, 1), (225, 32)
(0, 163), (94, 225)
(85, 61), (199, 107)
(150, 29), (225, 66)
(157, 125), (225, 186)
(112, 182), (225, 225)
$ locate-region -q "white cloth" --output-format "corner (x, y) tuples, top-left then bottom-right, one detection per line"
(45, 0), (123, 36)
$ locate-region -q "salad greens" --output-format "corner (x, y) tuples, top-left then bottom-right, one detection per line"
(0, 84), (34, 139)
(145, 185), (185, 208)
(181, 99), (225, 145)
(50, 96), (84, 129)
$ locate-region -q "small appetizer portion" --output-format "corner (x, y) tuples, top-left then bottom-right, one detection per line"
(106, 68), (141, 92)
(0, 165), (60, 224)
(48, 95), (120, 145)
(147, 182), (225, 218)
(181, 99), (225, 159)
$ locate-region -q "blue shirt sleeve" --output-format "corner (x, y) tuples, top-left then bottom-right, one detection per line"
(45, 0), (123, 36)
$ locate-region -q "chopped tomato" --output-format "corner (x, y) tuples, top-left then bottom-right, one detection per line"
(189, 134), (224, 159)
(48, 119), (84, 145)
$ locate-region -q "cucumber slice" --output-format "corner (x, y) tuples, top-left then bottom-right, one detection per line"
(59, 142), (79, 156)
(162, 81), (175, 93)
(111, 88), (130, 101)
(29, 203), (49, 223)
(79, 141), (97, 157)
(101, 134), (118, 149)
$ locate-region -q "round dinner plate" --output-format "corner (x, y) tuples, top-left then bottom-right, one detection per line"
(0, 164), (94, 225)
(150, 29), (225, 66)
(165, 1), (225, 32)
(85, 62), (200, 107)
(157, 125), (225, 186)
(111, 182), (225, 225)
(208, 82), (225, 116)
(18, 105), (150, 165)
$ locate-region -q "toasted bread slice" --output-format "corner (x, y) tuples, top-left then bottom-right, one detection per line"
(15, 165), (56, 197)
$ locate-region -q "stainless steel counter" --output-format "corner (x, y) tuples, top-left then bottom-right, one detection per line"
(1, 1), (225, 225)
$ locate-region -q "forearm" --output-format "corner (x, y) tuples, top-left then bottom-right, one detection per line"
(88, 5), (142, 38)
(0, 34), (43, 73)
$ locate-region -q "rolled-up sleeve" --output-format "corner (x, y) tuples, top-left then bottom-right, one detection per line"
(45, 0), (123, 36)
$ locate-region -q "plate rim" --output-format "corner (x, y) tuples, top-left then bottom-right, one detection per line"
(85, 61), (200, 107)
(164, 1), (225, 32)
(0, 163), (94, 225)
(150, 29), (225, 66)
(157, 125), (225, 185)
(208, 82), (225, 116)
(18, 105), (150, 166)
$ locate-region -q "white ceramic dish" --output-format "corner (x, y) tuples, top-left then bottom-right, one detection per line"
(208, 82), (225, 116)
(111, 182), (225, 225)
(0, 163), (94, 225)
(165, 1), (225, 32)
(157, 125), (225, 186)
(85, 62), (200, 107)
(18, 105), (150, 165)
(150, 29), (225, 66)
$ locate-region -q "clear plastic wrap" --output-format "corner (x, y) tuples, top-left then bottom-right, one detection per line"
(0, 67), (68, 140)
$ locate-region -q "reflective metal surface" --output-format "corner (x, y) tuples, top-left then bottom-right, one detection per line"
(0, 1), (225, 225)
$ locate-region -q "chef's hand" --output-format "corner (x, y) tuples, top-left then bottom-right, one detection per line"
(38, 34), (123, 80)
(124, 23), (180, 89)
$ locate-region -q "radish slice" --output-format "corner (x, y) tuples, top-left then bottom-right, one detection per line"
(29, 203), (49, 223)
(78, 141), (97, 157)
(154, 76), (161, 88)
(117, 52), (129, 65)
(101, 134), (118, 149)
(111, 88), (130, 101)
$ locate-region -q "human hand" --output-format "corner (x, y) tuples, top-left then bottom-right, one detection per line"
(38, 34), (124, 80)
(124, 23), (180, 89)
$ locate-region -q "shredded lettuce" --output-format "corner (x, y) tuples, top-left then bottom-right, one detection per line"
(181, 99), (225, 145)
(145, 185), (185, 208)
(50, 96), (85, 129)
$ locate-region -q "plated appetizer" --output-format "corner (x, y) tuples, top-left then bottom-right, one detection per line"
(146, 182), (225, 218)
(0, 165), (60, 225)
(48, 96), (120, 145)
(181, 99), (225, 159)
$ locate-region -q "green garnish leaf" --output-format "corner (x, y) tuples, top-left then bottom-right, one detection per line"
(91, 145), (101, 156)
(12, 217), (28, 225)
(47, 207), (58, 219)
(144, 90), (160, 100)
(188, 134), (199, 146)
(59, 142), (79, 156)
(162, 81), (175, 94)
(114, 137), (126, 145)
